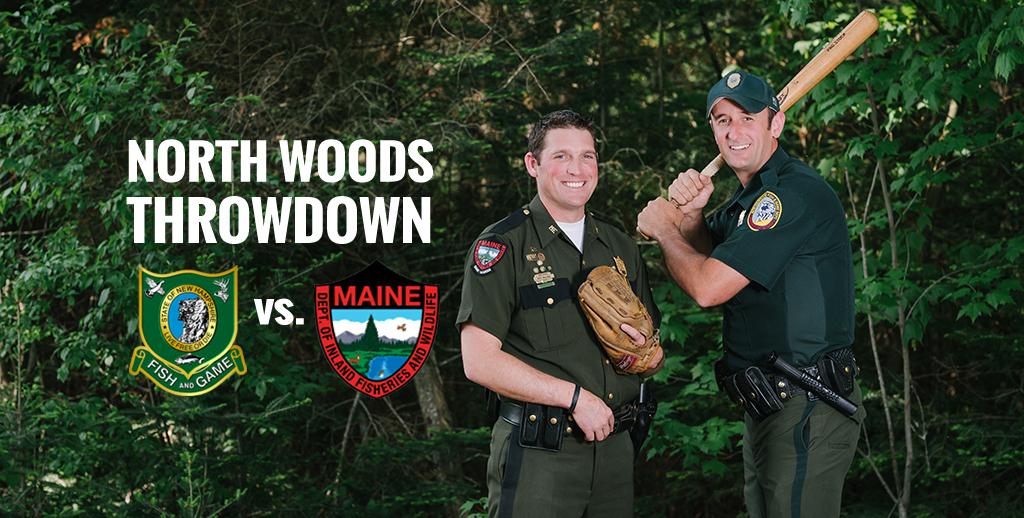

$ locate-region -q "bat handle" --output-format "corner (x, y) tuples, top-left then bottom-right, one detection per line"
(700, 154), (726, 177)
(640, 153), (724, 239)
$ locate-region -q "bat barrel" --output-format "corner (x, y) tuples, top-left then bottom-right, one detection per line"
(776, 11), (879, 113)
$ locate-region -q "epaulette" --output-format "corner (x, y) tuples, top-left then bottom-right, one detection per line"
(588, 211), (633, 241)
(489, 206), (532, 235)
(589, 211), (616, 226)
(589, 211), (624, 233)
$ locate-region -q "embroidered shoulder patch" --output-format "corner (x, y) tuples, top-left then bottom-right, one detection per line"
(473, 237), (507, 275)
(747, 191), (782, 231)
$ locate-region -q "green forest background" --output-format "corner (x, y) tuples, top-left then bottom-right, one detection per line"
(2, 0), (1022, 516)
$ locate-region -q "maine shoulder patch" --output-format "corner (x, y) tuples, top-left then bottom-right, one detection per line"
(473, 237), (507, 275)
(748, 191), (782, 231)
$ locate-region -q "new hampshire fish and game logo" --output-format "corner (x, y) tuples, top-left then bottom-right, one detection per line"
(315, 261), (438, 398)
(748, 191), (783, 231)
(131, 267), (246, 395)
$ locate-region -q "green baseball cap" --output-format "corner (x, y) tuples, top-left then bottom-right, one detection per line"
(705, 70), (781, 119)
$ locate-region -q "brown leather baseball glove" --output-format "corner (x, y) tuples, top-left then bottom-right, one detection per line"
(578, 260), (660, 375)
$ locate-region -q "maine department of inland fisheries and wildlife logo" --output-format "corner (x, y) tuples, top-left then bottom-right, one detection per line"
(473, 237), (506, 275)
(131, 267), (246, 395)
(315, 261), (438, 398)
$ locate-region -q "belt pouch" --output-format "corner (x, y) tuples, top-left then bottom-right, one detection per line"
(518, 403), (565, 452)
(714, 357), (746, 406)
(485, 389), (500, 421)
(817, 350), (857, 396)
(713, 356), (730, 393)
(736, 367), (785, 421)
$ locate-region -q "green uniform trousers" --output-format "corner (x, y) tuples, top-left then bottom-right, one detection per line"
(743, 381), (865, 518)
(487, 416), (635, 518)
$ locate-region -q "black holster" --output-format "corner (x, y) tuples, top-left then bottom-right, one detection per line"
(629, 382), (657, 460)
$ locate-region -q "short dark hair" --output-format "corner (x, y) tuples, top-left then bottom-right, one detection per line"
(527, 110), (595, 161)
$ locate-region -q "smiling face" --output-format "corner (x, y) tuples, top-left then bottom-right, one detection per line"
(709, 98), (785, 185)
(525, 127), (599, 222)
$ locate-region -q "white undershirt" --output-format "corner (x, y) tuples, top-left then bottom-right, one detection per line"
(556, 217), (586, 253)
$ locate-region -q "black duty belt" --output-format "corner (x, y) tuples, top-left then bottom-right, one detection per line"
(499, 399), (638, 439)
(493, 383), (657, 455)
(714, 347), (859, 421)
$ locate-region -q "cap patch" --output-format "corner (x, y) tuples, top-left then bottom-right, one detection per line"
(727, 73), (741, 89)
(747, 191), (782, 231)
(706, 69), (780, 119)
(473, 237), (507, 275)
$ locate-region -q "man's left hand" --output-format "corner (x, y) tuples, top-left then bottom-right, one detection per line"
(637, 197), (685, 243)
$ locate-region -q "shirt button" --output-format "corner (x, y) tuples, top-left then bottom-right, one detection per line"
(546, 297), (554, 305)
(582, 260), (586, 265)
(605, 359), (610, 365)
(608, 393), (614, 399)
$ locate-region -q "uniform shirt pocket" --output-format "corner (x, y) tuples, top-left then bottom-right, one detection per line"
(519, 278), (583, 351)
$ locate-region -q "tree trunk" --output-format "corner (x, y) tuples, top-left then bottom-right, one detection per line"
(414, 352), (462, 517)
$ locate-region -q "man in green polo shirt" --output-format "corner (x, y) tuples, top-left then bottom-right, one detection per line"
(637, 70), (866, 517)
(457, 109), (664, 518)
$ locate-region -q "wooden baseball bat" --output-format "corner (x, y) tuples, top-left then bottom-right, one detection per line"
(699, 11), (879, 177)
